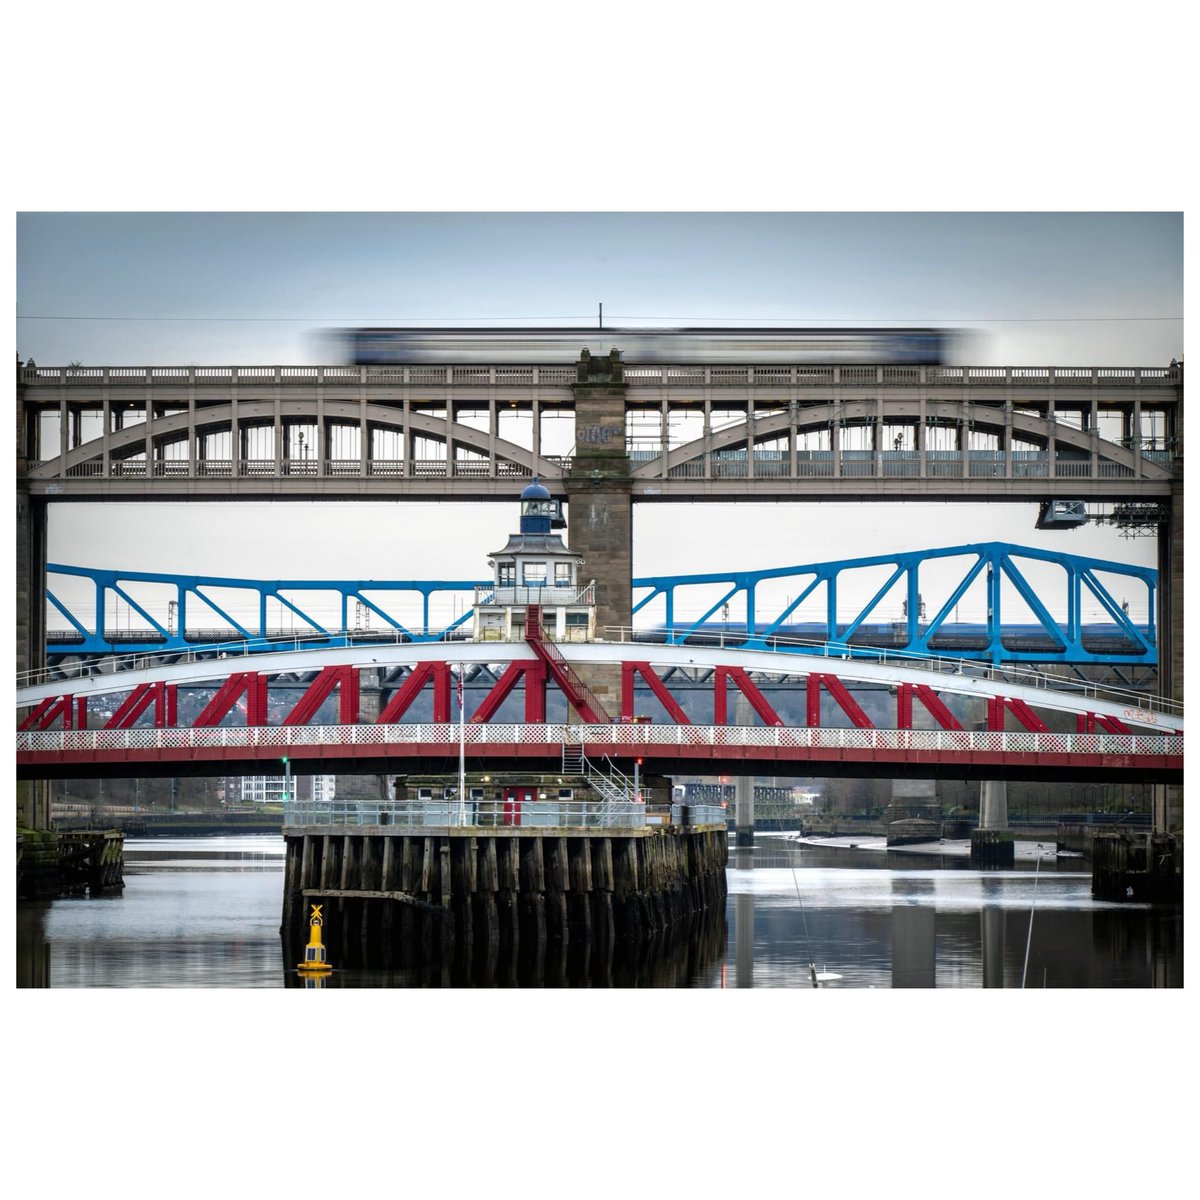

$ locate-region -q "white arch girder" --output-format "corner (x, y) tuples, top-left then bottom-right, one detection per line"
(15, 640), (1182, 732)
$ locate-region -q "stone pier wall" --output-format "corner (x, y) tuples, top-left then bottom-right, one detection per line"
(281, 824), (727, 972)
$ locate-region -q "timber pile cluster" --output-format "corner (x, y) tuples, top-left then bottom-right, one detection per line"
(282, 825), (728, 973)
(1092, 831), (1183, 902)
(17, 829), (124, 898)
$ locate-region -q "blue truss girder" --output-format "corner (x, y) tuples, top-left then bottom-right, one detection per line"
(43, 543), (1157, 666)
(632, 542), (1157, 666)
(45, 564), (487, 656)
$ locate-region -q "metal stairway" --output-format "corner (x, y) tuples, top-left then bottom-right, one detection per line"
(561, 744), (637, 813)
(524, 605), (612, 723)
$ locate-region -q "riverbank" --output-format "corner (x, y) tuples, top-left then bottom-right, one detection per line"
(765, 831), (1078, 861)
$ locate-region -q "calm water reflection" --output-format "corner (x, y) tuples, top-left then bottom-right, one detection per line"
(15, 833), (1182, 988)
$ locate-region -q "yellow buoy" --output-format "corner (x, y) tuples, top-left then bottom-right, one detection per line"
(297, 903), (334, 975)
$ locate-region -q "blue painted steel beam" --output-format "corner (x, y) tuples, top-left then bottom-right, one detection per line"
(631, 542), (1156, 666)
(44, 542), (1157, 666)
(45, 564), (487, 656)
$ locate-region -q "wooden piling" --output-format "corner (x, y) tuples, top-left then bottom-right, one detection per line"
(283, 823), (727, 972)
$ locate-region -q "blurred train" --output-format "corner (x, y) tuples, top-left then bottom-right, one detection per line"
(338, 327), (956, 366)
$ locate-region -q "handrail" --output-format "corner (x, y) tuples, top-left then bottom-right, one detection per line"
(602, 626), (1184, 719)
(19, 723), (1183, 760)
(524, 605), (611, 723)
(17, 627), (1182, 721)
(19, 364), (1184, 388)
(283, 798), (652, 830)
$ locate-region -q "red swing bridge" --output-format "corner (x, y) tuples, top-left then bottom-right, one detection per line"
(16, 614), (1183, 785)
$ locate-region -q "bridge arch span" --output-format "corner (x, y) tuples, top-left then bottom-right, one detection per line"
(635, 402), (1171, 482)
(16, 640), (1183, 734)
(29, 401), (565, 481)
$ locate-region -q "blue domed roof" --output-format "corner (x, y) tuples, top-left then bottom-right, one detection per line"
(521, 477), (551, 501)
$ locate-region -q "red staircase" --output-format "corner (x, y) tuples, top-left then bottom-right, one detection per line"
(524, 605), (611, 724)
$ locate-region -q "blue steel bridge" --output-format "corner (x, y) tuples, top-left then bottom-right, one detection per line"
(42, 541), (1156, 670)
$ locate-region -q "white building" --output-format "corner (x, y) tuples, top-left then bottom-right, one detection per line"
(230, 774), (337, 804)
(473, 478), (596, 642)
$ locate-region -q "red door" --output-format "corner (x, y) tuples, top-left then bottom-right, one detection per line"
(502, 787), (534, 826)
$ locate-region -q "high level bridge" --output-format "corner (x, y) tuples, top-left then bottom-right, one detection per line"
(15, 332), (1184, 832)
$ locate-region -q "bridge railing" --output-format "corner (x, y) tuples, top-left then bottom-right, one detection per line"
(17, 723), (1184, 759)
(19, 632), (429, 690)
(604, 628), (1182, 722)
(19, 630), (1182, 725)
(19, 364), (1183, 388)
(283, 798), (650, 830)
(671, 803), (728, 826)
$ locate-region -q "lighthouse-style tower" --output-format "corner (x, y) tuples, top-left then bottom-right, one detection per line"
(473, 479), (596, 642)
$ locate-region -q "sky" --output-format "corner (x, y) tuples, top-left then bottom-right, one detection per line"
(15, 212), (1181, 621)
(16, 211), (1183, 368)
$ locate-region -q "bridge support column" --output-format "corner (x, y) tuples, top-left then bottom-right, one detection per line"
(1154, 478), (1183, 834)
(566, 348), (631, 718)
(17, 393), (51, 830)
(972, 781), (1014, 866)
(356, 667), (389, 804)
(885, 778), (940, 845)
(734, 777), (755, 846)
(979, 780), (1008, 829)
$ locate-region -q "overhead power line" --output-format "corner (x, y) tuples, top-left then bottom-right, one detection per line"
(15, 313), (1185, 324)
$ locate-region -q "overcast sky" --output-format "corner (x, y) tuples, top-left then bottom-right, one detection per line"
(16, 212), (1182, 367)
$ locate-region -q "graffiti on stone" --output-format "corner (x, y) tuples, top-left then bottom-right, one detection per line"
(577, 424), (624, 445)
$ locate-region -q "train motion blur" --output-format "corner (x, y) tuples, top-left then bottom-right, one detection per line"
(341, 327), (956, 366)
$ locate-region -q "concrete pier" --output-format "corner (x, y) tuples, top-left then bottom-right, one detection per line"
(734, 777), (755, 846)
(281, 822), (728, 972)
(972, 780), (1015, 866)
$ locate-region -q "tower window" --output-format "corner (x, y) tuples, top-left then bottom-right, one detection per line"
(523, 562), (547, 586)
(498, 563), (515, 585)
(555, 562), (573, 585)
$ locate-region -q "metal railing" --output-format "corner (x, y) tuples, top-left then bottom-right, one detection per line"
(474, 583), (596, 608)
(18, 723), (1183, 759)
(283, 798), (649, 830)
(603, 626), (1183, 720)
(671, 803), (728, 826)
(50, 448), (1170, 485)
(19, 626), (1181, 722)
(20, 364), (1183, 389)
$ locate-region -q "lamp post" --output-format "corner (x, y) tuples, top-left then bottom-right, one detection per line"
(457, 663), (467, 826)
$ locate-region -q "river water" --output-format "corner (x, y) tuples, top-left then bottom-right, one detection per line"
(16, 833), (1182, 987)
